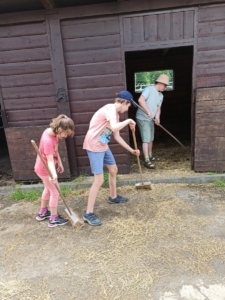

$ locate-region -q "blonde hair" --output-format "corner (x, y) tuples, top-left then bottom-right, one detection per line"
(50, 114), (75, 137)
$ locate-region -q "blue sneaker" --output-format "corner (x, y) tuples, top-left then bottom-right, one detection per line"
(83, 211), (101, 226)
(108, 195), (128, 204)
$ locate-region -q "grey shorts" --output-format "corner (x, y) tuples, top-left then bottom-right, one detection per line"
(136, 119), (154, 143)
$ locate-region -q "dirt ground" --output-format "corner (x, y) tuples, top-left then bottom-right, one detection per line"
(1, 183), (225, 300)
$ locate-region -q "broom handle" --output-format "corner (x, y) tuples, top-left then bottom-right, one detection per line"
(135, 102), (186, 149)
(131, 130), (144, 186)
(31, 140), (72, 214)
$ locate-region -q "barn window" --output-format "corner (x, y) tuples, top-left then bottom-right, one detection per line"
(134, 70), (174, 93)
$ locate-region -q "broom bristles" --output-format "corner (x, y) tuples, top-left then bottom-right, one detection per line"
(135, 182), (152, 190)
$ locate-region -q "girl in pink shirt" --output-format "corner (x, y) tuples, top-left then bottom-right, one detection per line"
(34, 115), (75, 228)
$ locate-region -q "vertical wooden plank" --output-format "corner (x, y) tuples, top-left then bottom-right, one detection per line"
(157, 13), (171, 41)
(144, 14), (157, 42)
(184, 10), (194, 39)
(123, 18), (131, 44)
(45, 14), (78, 176)
(171, 11), (184, 40)
(0, 84), (8, 128)
(130, 16), (144, 43)
(192, 8), (198, 170)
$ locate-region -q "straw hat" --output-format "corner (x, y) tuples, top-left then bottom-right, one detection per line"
(156, 74), (169, 85)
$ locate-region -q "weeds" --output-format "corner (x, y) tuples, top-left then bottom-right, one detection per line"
(213, 180), (225, 188)
(10, 189), (42, 201)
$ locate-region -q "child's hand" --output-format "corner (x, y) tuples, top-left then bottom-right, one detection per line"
(129, 119), (136, 131)
(132, 149), (140, 156)
(57, 164), (64, 173)
(49, 174), (57, 184)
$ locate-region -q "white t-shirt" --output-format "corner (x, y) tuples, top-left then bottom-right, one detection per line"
(136, 86), (163, 121)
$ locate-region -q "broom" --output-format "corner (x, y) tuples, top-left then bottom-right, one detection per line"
(131, 129), (151, 189)
(134, 101), (186, 149)
(31, 140), (83, 227)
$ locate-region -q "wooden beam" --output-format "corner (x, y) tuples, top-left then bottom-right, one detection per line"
(45, 14), (78, 175)
(40, 0), (56, 9)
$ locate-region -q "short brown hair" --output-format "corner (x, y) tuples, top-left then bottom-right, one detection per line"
(50, 115), (75, 137)
(114, 97), (131, 105)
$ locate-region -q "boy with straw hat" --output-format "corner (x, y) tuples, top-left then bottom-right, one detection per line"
(136, 74), (169, 169)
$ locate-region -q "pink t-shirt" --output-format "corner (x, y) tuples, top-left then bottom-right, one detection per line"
(83, 104), (119, 152)
(34, 129), (59, 176)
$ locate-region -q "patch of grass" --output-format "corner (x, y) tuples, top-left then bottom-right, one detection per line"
(60, 186), (72, 197)
(10, 189), (42, 201)
(71, 189), (86, 196)
(207, 172), (215, 175)
(74, 174), (87, 182)
(103, 171), (109, 187)
(213, 180), (225, 188)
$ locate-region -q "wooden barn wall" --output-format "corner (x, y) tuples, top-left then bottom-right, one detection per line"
(5, 126), (70, 181)
(61, 17), (130, 174)
(121, 9), (195, 50)
(0, 21), (57, 127)
(195, 4), (225, 171)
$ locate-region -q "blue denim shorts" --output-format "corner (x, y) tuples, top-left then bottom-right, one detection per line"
(87, 149), (116, 175)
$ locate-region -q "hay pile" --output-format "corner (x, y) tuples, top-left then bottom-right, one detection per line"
(1, 184), (225, 299)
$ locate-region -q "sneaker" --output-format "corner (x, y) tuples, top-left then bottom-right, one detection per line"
(108, 194), (128, 204)
(83, 211), (101, 226)
(48, 215), (69, 228)
(149, 156), (156, 161)
(144, 160), (155, 169)
(36, 210), (50, 221)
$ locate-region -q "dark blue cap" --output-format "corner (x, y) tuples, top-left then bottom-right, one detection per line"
(118, 90), (137, 107)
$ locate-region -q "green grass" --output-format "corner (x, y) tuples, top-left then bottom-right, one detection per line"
(207, 172), (215, 175)
(213, 180), (225, 188)
(74, 174), (87, 182)
(10, 189), (42, 201)
(103, 171), (109, 187)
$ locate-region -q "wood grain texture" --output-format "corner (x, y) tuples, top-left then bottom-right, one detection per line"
(5, 126), (70, 181)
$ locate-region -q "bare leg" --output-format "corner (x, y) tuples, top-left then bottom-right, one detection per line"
(40, 199), (48, 209)
(148, 141), (153, 154)
(142, 142), (149, 158)
(106, 164), (118, 199)
(87, 173), (104, 213)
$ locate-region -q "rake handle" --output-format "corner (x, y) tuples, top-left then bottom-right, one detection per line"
(131, 130), (144, 186)
(31, 140), (71, 214)
(135, 102), (186, 149)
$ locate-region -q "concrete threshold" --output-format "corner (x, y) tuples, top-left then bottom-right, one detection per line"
(0, 173), (225, 196)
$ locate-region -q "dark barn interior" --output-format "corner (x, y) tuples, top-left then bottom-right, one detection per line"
(126, 46), (193, 147)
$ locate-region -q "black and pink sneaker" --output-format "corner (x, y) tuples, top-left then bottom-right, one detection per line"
(48, 215), (68, 228)
(36, 210), (51, 221)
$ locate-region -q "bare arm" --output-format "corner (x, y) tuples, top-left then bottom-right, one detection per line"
(138, 95), (153, 119)
(155, 106), (161, 125)
(109, 118), (136, 132)
(46, 154), (57, 181)
(113, 131), (140, 156)
(57, 152), (64, 173)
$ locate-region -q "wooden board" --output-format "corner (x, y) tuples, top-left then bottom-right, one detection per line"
(194, 86), (225, 171)
(5, 126), (71, 181)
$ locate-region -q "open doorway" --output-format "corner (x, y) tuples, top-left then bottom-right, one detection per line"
(0, 106), (12, 186)
(125, 46), (193, 172)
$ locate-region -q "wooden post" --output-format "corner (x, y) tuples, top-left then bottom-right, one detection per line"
(45, 14), (78, 176)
